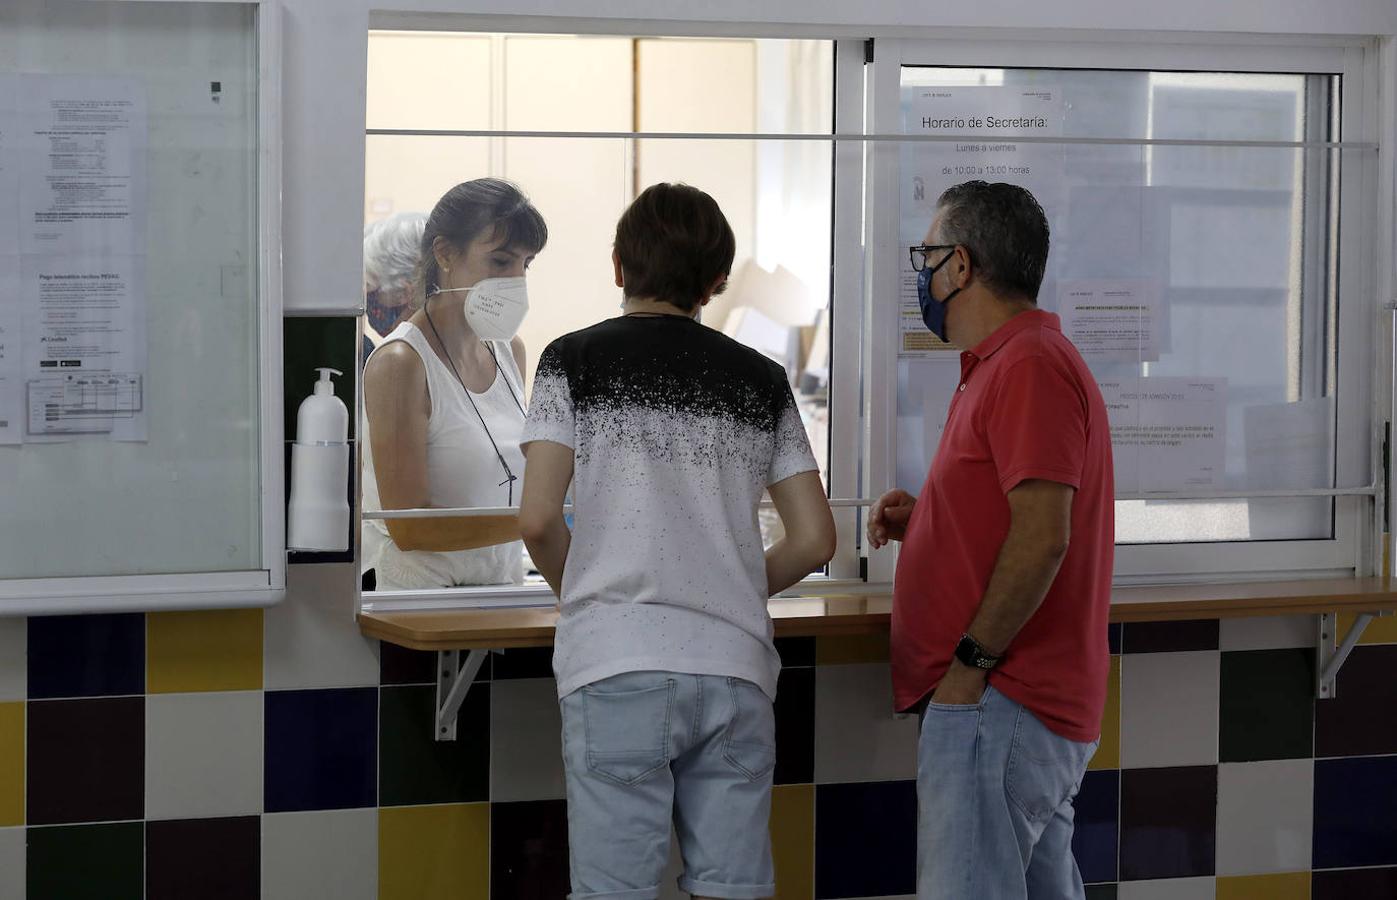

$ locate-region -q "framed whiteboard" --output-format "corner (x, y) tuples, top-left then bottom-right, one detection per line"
(0, 0), (284, 614)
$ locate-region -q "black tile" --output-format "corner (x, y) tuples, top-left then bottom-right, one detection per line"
(379, 684), (489, 806)
(1316, 644), (1397, 757)
(492, 646), (554, 680)
(284, 316), (358, 564)
(1314, 756), (1397, 869)
(147, 817), (260, 900)
(775, 637), (816, 668)
(264, 688), (377, 812)
(1119, 766), (1216, 881)
(1220, 648), (1314, 762)
(28, 698), (144, 825)
(284, 316), (357, 441)
(28, 613), (144, 699)
(1122, 619), (1219, 654)
(1084, 886), (1117, 900)
(814, 781), (917, 898)
(491, 799), (570, 900)
(1107, 623), (1122, 655)
(774, 666), (814, 786)
(1072, 769), (1119, 885)
(27, 823), (144, 900)
(1313, 866), (1397, 900)
(379, 641), (441, 685)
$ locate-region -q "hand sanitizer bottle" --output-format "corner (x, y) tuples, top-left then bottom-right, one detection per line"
(288, 368), (350, 551)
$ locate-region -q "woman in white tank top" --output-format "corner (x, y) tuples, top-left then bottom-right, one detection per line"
(362, 179), (547, 590)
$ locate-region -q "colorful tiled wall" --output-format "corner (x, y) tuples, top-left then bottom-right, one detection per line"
(3, 568), (1397, 899)
(3, 319), (1395, 898)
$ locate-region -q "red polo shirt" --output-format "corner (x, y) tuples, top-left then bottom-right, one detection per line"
(891, 309), (1114, 742)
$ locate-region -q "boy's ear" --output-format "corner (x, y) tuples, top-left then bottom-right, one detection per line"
(611, 248), (624, 289)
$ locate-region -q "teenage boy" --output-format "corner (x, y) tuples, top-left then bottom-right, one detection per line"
(520, 182), (836, 900)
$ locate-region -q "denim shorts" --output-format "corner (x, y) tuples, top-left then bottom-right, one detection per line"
(560, 671), (777, 900)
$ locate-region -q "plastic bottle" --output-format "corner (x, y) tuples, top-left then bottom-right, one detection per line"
(288, 368), (350, 551)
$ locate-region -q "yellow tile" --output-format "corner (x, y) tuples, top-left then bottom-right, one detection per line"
(1338, 611), (1397, 646)
(0, 702), (22, 826)
(815, 634), (890, 665)
(1088, 656), (1121, 770)
(1217, 872), (1310, 900)
(380, 803), (489, 900)
(770, 784), (814, 900)
(147, 609), (263, 693)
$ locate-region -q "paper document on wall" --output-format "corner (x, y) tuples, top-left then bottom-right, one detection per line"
(895, 358), (960, 493)
(1100, 376), (1227, 494)
(898, 86), (1065, 357)
(1244, 397), (1335, 490)
(0, 74), (148, 443)
(1059, 280), (1162, 362)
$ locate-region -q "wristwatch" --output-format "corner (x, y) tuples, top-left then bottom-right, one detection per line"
(954, 633), (1001, 670)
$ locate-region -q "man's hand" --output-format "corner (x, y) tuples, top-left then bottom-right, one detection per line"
(867, 489), (916, 549)
(929, 660), (988, 706)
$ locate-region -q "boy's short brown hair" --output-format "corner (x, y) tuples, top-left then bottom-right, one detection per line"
(614, 183), (735, 312)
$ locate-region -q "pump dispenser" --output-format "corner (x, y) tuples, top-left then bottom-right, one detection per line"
(288, 368), (350, 551)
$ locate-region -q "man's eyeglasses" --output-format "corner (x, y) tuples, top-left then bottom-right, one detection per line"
(909, 244), (957, 273)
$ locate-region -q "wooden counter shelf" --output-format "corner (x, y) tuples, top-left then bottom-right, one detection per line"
(362, 577), (1397, 740)
(359, 577), (1397, 652)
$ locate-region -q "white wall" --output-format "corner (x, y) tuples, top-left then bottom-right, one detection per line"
(260, 0), (1397, 315)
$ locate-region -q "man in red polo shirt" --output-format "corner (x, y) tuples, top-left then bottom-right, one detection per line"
(868, 181), (1113, 900)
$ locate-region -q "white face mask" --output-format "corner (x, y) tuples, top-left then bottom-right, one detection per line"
(437, 276), (529, 342)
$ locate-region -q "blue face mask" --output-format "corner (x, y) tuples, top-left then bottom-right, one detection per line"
(917, 253), (962, 342)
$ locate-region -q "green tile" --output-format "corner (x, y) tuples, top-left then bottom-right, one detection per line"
(28, 823), (144, 900)
(379, 684), (489, 806)
(284, 317), (358, 441)
(1219, 648), (1314, 762)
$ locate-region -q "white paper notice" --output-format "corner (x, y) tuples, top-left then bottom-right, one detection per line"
(1100, 376), (1227, 494)
(1244, 397), (1335, 490)
(895, 358), (961, 492)
(1059, 280), (1162, 362)
(899, 86), (1065, 356)
(22, 256), (146, 441)
(18, 76), (145, 257)
(1, 74), (148, 443)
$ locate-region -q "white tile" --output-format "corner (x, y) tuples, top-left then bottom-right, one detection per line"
(814, 663), (919, 784)
(146, 691), (263, 820)
(0, 618), (25, 701)
(1216, 759), (1313, 876)
(490, 677), (565, 803)
(1220, 616), (1315, 651)
(264, 563), (379, 690)
(1118, 877), (1216, 900)
(263, 808), (378, 900)
(1120, 651), (1220, 769)
(0, 827), (23, 900)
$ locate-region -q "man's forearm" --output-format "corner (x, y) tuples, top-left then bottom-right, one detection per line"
(965, 528), (1068, 657)
(523, 515), (571, 597)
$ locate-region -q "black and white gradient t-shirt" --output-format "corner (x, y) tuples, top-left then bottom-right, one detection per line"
(522, 314), (818, 700)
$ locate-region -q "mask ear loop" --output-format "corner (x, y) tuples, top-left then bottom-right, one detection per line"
(423, 300), (521, 505)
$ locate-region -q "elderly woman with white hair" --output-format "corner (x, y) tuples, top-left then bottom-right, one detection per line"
(363, 212), (427, 361)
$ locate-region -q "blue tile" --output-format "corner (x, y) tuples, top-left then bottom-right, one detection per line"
(1108, 623), (1122, 655)
(1119, 766), (1216, 881)
(264, 688), (377, 812)
(28, 613), (144, 699)
(815, 781), (916, 898)
(1314, 756), (1397, 869)
(1073, 769), (1120, 885)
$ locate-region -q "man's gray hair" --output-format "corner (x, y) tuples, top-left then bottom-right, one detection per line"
(936, 181), (1050, 301)
(364, 212), (427, 299)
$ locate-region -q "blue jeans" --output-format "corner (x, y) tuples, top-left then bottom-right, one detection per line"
(560, 671), (777, 900)
(917, 685), (1097, 900)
